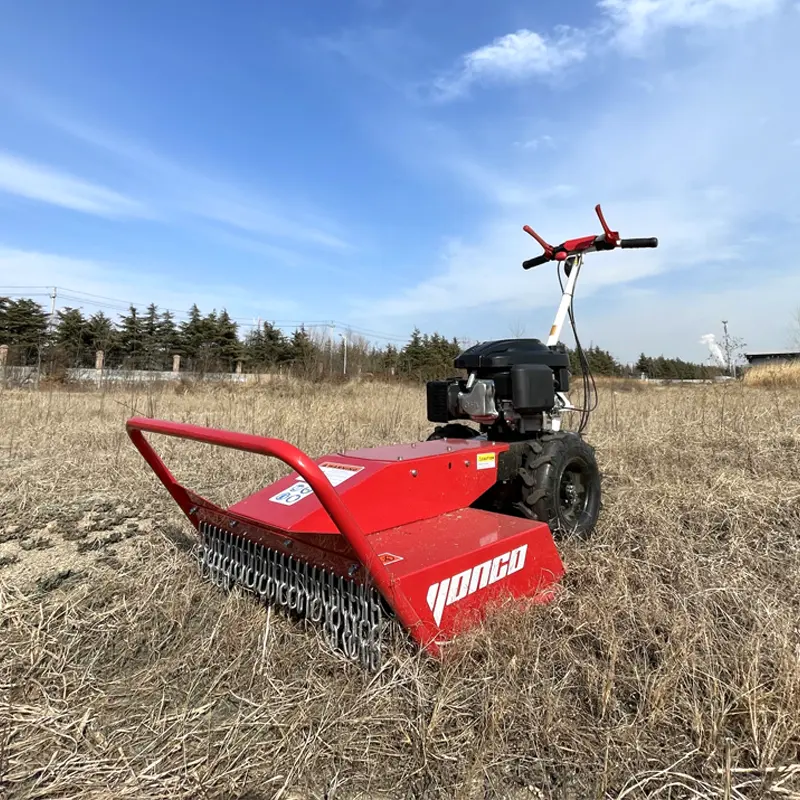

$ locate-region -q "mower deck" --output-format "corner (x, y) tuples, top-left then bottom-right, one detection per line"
(127, 418), (565, 669)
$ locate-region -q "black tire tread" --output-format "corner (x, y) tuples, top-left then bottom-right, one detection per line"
(517, 431), (601, 539)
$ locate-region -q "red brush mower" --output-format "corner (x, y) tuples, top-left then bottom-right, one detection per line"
(128, 205), (657, 669)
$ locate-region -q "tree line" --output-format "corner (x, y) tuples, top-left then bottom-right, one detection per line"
(0, 294), (724, 381)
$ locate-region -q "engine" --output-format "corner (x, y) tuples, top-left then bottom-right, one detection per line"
(426, 339), (571, 436)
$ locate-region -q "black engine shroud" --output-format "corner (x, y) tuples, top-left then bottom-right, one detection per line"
(426, 339), (570, 426)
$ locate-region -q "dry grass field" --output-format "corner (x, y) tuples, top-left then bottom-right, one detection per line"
(2, 377), (800, 800)
(743, 362), (800, 389)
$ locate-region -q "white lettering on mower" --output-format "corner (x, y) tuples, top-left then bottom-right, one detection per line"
(426, 544), (527, 626)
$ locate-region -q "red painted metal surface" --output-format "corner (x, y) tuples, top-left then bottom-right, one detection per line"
(126, 417), (442, 654)
(126, 417), (565, 656)
(229, 438), (510, 535)
(370, 508), (564, 638)
(523, 203), (621, 261)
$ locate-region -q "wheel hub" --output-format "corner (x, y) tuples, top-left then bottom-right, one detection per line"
(559, 463), (589, 523)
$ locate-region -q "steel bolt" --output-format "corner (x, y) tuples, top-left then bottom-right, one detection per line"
(229, 519), (238, 527)
(465, 460), (470, 467)
(348, 564), (359, 576)
(410, 469), (418, 477)
(283, 539), (292, 548)
(189, 506), (198, 515)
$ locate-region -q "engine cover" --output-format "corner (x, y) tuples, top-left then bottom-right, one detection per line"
(455, 338), (569, 375)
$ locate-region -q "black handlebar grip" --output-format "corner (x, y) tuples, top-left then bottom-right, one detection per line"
(620, 237), (658, 249)
(522, 253), (552, 269)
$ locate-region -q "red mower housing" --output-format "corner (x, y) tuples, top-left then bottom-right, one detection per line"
(127, 418), (564, 668)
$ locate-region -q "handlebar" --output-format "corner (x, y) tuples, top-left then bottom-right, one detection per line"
(620, 237), (658, 249)
(522, 253), (551, 269)
(521, 204), (658, 269)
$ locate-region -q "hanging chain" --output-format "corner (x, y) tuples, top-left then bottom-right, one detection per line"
(196, 522), (386, 670)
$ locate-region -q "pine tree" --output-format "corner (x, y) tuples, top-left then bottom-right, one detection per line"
(216, 309), (241, 370)
(0, 297), (50, 365)
(118, 305), (145, 368)
(86, 312), (118, 366)
(585, 346), (621, 376)
(258, 321), (291, 366)
(0, 298), (49, 346)
(289, 326), (315, 369)
(142, 303), (161, 369)
(383, 343), (399, 374)
(196, 309), (221, 372)
(157, 310), (179, 369)
(54, 307), (89, 367)
(402, 328), (425, 375)
(179, 304), (204, 364)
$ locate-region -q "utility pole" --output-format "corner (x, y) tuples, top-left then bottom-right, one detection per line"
(339, 333), (347, 376)
(49, 287), (57, 334)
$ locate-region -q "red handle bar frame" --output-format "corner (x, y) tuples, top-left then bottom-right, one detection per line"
(126, 417), (440, 655)
(523, 203), (620, 261)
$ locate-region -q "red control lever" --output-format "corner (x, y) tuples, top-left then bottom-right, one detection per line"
(522, 224), (554, 259)
(594, 203), (619, 245)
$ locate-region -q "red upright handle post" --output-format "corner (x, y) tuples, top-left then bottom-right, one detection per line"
(126, 417), (442, 655)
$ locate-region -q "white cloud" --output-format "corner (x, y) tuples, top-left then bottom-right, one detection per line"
(0, 150), (147, 218)
(514, 135), (555, 150)
(599, 0), (785, 49)
(432, 0), (787, 100)
(433, 27), (588, 100)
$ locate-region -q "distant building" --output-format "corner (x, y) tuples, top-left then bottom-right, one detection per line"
(743, 350), (800, 366)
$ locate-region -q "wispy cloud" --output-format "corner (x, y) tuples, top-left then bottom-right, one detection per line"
(0, 150), (148, 219)
(432, 27), (588, 100)
(2, 88), (352, 253)
(0, 245), (302, 320)
(514, 135), (555, 150)
(51, 114), (352, 251)
(599, 0), (785, 50)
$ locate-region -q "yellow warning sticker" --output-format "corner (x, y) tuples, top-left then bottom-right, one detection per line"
(476, 452), (497, 470)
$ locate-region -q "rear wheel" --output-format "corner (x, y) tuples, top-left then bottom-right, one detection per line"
(426, 423), (481, 441)
(518, 432), (601, 539)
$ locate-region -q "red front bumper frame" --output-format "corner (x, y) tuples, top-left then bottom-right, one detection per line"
(126, 417), (443, 654)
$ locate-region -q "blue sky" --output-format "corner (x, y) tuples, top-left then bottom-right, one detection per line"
(1, 0), (799, 363)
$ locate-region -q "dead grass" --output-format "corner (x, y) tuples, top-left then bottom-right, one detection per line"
(743, 362), (800, 389)
(1, 378), (800, 799)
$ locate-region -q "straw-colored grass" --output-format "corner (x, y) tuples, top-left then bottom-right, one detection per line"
(1, 377), (800, 799)
(743, 361), (800, 388)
